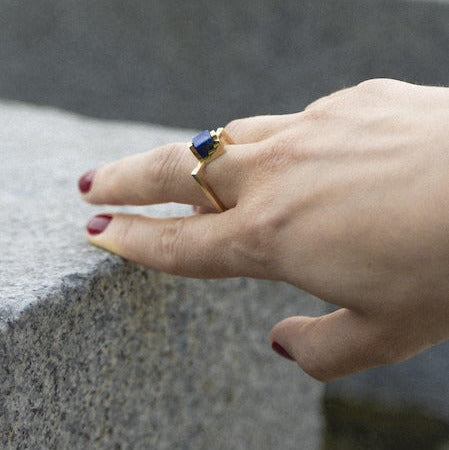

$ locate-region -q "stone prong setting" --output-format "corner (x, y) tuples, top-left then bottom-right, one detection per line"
(190, 128), (224, 161)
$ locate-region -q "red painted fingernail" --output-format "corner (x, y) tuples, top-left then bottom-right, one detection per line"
(86, 214), (112, 235)
(271, 341), (295, 361)
(78, 170), (96, 193)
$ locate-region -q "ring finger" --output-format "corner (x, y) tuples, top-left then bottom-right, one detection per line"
(79, 139), (248, 209)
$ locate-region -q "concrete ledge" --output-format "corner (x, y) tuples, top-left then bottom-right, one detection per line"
(0, 102), (325, 449)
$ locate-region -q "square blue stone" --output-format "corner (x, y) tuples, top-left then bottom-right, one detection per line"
(192, 130), (215, 159)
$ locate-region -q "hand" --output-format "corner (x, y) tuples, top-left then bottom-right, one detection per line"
(79, 79), (449, 381)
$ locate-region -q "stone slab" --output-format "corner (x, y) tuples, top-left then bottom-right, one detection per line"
(0, 101), (325, 449)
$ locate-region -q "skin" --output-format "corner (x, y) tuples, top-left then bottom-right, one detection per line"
(79, 78), (449, 382)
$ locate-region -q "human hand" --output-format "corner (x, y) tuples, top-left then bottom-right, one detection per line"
(78, 79), (449, 381)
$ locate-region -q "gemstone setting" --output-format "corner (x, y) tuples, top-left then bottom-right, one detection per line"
(191, 130), (216, 159)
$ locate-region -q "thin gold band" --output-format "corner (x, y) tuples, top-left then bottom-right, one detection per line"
(190, 128), (232, 212)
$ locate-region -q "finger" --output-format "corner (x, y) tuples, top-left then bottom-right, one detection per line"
(224, 113), (303, 144)
(305, 86), (356, 111)
(80, 141), (246, 209)
(269, 309), (395, 382)
(86, 211), (249, 278)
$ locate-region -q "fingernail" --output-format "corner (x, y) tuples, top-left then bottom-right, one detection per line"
(87, 214), (112, 235)
(271, 341), (295, 361)
(78, 170), (96, 193)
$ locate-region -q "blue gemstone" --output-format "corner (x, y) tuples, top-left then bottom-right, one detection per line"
(192, 130), (215, 158)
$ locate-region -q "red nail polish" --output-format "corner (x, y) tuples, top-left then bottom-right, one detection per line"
(78, 170), (96, 193)
(271, 341), (294, 361)
(87, 214), (112, 235)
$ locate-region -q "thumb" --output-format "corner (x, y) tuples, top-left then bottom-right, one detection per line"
(269, 308), (390, 381)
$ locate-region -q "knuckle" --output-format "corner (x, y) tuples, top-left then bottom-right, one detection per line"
(304, 95), (331, 112)
(224, 118), (246, 137)
(304, 88), (352, 114)
(357, 78), (398, 92)
(158, 218), (186, 273)
(151, 144), (182, 197)
(235, 207), (283, 275)
(257, 129), (307, 168)
(257, 133), (292, 166)
(114, 215), (138, 251)
(301, 106), (330, 122)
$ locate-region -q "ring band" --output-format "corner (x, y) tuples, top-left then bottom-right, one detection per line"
(190, 128), (232, 212)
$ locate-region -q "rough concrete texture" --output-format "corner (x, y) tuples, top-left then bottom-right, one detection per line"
(0, 101), (325, 449)
(0, 0), (448, 128)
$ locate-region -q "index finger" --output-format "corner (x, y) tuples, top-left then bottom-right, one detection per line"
(79, 141), (245, 210)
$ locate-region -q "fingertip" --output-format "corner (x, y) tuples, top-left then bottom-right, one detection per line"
(269, 316), (302, 343)
(271, 341), (295, 361)
(269, 316), (303, 363)
(78, 169), (96, 194)
(86, 214), (113, 235)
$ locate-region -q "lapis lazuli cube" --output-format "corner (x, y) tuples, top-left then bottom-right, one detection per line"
(192, 130), (215, 159)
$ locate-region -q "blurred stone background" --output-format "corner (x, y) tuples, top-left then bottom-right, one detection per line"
(1, 0), (449, 448)
(0, 0), (448, 128)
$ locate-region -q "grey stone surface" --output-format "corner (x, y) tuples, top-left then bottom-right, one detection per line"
(0, 101), (193, 326)
(326, 339), (449, 423)
(0, 0), (448, 128)
(0, 101), (325, 449)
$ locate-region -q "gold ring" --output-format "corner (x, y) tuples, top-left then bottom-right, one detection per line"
(190, 128), (233, 212)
